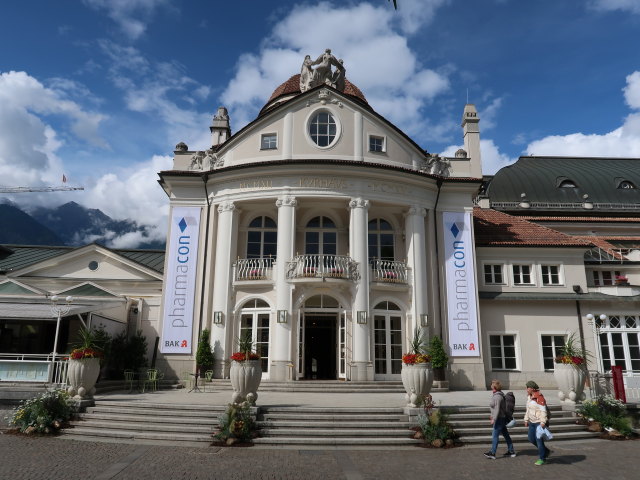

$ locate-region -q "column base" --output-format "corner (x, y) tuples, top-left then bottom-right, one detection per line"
(350, 362), (373, 381)
(270, 360), (295, 382)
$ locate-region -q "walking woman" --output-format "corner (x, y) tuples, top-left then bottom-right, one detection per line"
(523, 380), (551, 465)
(483, 379), (515, 459)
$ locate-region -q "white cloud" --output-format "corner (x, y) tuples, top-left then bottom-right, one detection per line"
(589, 0), (640, 15)
(98, 40), (212, 150)
(478, 97), (503, 131)
(220, 1), (451, 138)
(83, 0), (171, 40)
(526, 71), (640, 157)
(442, 138), (514, 175)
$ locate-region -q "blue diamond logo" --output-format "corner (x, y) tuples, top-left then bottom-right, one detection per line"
(450, 223), (460, 238)
(178, 218), (187, 232)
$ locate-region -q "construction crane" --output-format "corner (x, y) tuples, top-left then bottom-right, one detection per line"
(0, 185), (84, 193)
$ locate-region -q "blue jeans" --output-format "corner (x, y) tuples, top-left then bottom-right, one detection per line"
(490, 416), (514, 454)
(527, 422), (548, 460)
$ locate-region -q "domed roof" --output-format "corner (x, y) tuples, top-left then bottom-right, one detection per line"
(261, 74), (368, 114)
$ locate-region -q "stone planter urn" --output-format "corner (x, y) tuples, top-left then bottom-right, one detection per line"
(67, 358), (101, 399)
(553, 363), (587, 404)
(230, 359), (262, 405)
(401, 363), (434, 407)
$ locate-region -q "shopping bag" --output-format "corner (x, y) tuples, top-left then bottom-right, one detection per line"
(506, 418), (516, 428)
(536, 424), (553, 441)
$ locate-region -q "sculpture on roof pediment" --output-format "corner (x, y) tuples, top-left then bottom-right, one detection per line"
(300, 49), (346, 93)
(419, 154), (451, 177)
(189, 148), (217, 171)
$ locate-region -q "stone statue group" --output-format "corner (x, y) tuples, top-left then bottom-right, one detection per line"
(300, 49), (346, 93)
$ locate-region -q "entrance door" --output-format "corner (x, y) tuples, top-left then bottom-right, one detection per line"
(373, 301), (403, 380)
(303, 314), (337, 379)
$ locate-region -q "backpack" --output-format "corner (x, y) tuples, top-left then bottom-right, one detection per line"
(504, 391), (516, 420)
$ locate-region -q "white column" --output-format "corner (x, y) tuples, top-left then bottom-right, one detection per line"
(349, 197), (372, 380)
(211, 201), (238, 378)
(272, 195), (297, 381)
(405, 206), (428, 336)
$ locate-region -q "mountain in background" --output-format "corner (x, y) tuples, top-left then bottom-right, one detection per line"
(0, 203), (64, 245)
(0, 201), (164, 249)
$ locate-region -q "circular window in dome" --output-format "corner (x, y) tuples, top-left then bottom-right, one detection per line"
(88, 261), (99, 271)
(308, 111), (339, 148)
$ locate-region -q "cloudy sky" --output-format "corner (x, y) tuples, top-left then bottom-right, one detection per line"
(1, 0), (640, 247)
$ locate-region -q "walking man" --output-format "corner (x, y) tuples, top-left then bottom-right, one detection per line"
(523, 380), (551, 465)
(484, 379), (515, 459)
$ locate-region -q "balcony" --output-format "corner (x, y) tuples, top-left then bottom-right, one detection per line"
(370, 259), (408, 284)
(234, 257), (274, 282)
(287, 254), (359, 281)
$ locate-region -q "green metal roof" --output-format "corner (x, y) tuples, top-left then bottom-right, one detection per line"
(0, 281), (36, 295)
(487, 156), (640, 213)
(0, 245), (165, 274)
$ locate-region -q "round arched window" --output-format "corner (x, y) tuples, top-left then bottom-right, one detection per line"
(308, 111), (338, 147)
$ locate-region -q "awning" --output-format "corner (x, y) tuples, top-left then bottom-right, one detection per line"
(0, 300), (124, 320)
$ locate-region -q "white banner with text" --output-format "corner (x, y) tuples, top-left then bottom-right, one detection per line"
(442, 211), (480, 357)
(160, 206), (202, 354)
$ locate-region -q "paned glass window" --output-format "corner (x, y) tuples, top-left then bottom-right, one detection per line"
(260, 134), (277, 150)
(484, 264), (504, 284)
(368, 218), (394, 260)
(489, 335), (517, 370)
(541, 265), (561, 285)
(309, 112), (337, 147)
(246, 216), (277, 259)
(541, 335), (565, 370)
(512, 265), (533, 285)
(369, 135), (384, 152)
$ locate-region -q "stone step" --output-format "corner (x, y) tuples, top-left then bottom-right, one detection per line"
(257, 421), (412, 429)
(62, 426), (212, 443)
(260, 406), (405, 413)
(454, 423), (589, 436)
(259, 428), (412, 437)
(77, 412), (220, 425)
(260, 413), (406, 422)
(252, 437), (421, 445)
(89, 401), (228, 413)
(86, 406), (223, 418)
(458, 430), (601, 444)
(448, 416), (579, 427)
(70, 420), (216, 434)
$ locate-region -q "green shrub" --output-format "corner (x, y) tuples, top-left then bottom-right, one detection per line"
(196, 329), (214, 368)
(8, 390), (72, 434)
(428, 336), (449, 369)
(577, 394), (633, 435)
(416, 408), (457, 444)
(214, 402), (256, 444)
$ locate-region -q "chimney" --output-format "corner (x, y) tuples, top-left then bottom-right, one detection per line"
(461, 104), (482, 178)
(210, 106), (231, 147)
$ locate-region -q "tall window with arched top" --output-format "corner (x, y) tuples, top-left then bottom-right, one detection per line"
(247, 216), (277, 259)
(368, 218), (395, 261)
(373, 301), (403, 378)
(304, 216), (337, 256)
(239, 298), (270, 375)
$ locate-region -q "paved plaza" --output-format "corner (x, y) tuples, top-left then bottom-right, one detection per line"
(0, 433), (637, 479)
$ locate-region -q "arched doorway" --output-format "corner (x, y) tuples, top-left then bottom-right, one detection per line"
(373, 300), (403, 380)
(298, 294), (346, 380)
(238, 298), (270, 378)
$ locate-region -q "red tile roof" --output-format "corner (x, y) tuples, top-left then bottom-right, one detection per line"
(266, 74), (368, 105)
(521, 216), (640, 223)
(473, 208), (592, 247)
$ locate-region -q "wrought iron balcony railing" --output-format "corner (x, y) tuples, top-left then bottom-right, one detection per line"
(234, 257), (274, 281)
(287, 254), (359, 281)
(369, 259), (408, 284)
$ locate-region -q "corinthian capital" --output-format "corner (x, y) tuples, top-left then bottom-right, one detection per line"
(406, 205), (427, 217)
(276, 196), (298, 208)
(217, 201), (236, 214)
(349, 198), (370, 210)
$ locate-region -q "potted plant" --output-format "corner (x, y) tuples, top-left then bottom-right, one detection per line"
(553, 332), (589, 404)
(66, 327), (104, 400)
(229, 332), (261, 405)
(401, 327), (433, 407)
(196, 329), (214, 378)
(428, 335), (449, 382)
(615, 275), (629, 286)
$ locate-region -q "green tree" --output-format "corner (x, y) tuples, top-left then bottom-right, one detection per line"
(196, 329), (215, 373)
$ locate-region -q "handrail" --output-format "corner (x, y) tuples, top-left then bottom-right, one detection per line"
(287, 254), (359, 281)
(369, 259), (408, 284)
(234, 257), (274, 281)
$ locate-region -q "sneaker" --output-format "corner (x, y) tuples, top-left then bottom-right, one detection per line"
(534, 459), (546, 466)
(504, 450), (517, 458)
(483, 452), (496, 460)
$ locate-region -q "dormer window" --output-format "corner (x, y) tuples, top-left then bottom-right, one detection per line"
(618, 180), (636, 189)
(558, 180), (577, 188)
(369, 135), (386, 153)
(260, 134), (277, 150)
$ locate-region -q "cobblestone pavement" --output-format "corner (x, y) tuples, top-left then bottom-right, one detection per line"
(0, 434), (638, 480)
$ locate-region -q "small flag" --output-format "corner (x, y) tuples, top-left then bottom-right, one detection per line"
(62, 174), (67, 183)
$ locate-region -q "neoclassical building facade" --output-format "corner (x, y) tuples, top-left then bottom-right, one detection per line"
(157, 51), (485, 386)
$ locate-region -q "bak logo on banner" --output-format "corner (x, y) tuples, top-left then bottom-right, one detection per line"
(160, 207), (202, 354)
(442, 211), (480, 357)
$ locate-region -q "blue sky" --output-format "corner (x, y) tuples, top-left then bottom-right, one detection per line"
(1, 0), (640, 247)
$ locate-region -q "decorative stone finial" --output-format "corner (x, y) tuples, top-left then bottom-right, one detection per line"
(175, 142), (188, 152)
(300, 49), (346, 93)
(455, 148), (467, 158)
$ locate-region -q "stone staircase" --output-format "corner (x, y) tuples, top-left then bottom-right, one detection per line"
(62, 400), (600, 448)
(206, 379), (410, 393)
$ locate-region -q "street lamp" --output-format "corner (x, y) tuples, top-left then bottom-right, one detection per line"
(50, 295), (73, 382)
